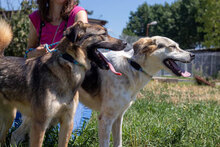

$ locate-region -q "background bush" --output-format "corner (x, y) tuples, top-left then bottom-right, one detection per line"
(1, 1), (36, 57)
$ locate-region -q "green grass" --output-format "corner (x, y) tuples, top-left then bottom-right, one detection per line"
(72, 98), (219, 146)
(6, 82), (220, 146)
(71, 82), (220, 146)
(122, 100), (220, 147)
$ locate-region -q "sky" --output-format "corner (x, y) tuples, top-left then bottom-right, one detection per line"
(0, 0), (176, 37)
(80, 0), (176, 37)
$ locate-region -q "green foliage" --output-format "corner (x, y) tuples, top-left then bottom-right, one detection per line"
(3, 1), (36, 57)
(123, 3), (151, 37)
(123, 0), (205, 49)
(123, 99), (220, 146)
(172, 0), (203, 49)
(197, 0), (220, 48)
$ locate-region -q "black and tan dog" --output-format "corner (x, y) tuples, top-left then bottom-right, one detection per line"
(0, 19), (126, 147)
(12, 36), (195, 147)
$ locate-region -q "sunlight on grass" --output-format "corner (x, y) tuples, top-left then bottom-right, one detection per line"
(73, 81), (220, 146)
(138, 80), (220, 103)
(8, 81), (220, 146)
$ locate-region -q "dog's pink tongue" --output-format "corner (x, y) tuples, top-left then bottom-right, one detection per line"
(170, 59), (191, 77)
(181, 71), (191, 77)
(106, 61), (122, 76)
(98, 50), (122, 76)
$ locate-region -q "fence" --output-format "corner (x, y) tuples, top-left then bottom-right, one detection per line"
(181, 49), (220, 77)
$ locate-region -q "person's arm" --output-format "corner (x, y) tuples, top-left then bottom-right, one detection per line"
(75, 10), (88, 23)
(26, 21), (46, 58)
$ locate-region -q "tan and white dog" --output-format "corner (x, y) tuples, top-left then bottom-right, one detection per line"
(11, 36), (194, 147)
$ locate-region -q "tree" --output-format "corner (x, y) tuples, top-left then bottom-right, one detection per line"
(123, 3), (151, 37)
(122, 0), (204, 49)
(171, 0), (203, 49)
(3, 0), (36, 57)
(197, 0), (220, 48)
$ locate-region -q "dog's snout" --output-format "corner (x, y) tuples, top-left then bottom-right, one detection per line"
(115, 40), (127, 51)
(190, 53), (195, 60)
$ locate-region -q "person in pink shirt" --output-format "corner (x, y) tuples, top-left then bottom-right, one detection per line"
(27, 0), (88, 58)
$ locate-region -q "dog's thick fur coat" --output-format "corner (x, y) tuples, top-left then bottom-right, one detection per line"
(0, 19), (125, 147)
(11, 36), (194, 147)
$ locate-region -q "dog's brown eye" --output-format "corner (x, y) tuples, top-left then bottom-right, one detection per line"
(169, 45), (176, 48)
(102, 32), (108, 35)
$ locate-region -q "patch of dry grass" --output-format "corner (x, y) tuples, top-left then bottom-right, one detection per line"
(138, 80), (220, 103)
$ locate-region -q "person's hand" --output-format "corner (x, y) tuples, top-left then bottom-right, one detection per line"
(27, 44), (46, 58)
(36, 44), (46, 53)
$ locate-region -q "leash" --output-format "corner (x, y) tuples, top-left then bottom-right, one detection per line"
(44, 42), (59, 53)
(24, 42), (60, 58)
(24, 42), (83, 68)
(127, 58), (152, 78)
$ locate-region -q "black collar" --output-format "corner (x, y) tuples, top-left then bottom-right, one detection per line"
(61, 53), (85, 68)
(127, 58), (152, 77)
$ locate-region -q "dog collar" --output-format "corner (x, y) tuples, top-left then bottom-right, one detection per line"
(127, 58), (153, 77)
(61, 53), (85, 69)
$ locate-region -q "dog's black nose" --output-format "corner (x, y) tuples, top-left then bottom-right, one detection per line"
(190, 53), (195, 59)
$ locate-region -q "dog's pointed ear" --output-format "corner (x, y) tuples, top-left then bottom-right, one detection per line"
(142, 38), (157, 54)
(133, 38), (148, 55)
(64, 21), (85, 43)
(133, 38), (157, 55)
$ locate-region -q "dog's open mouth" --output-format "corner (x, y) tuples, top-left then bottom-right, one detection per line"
(94, 50), (122, 76)
(163, 59), (191, 77)
(88, 40), (125, 76)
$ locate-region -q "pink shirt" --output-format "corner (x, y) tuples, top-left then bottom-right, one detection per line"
(29, 6), (86, 46)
